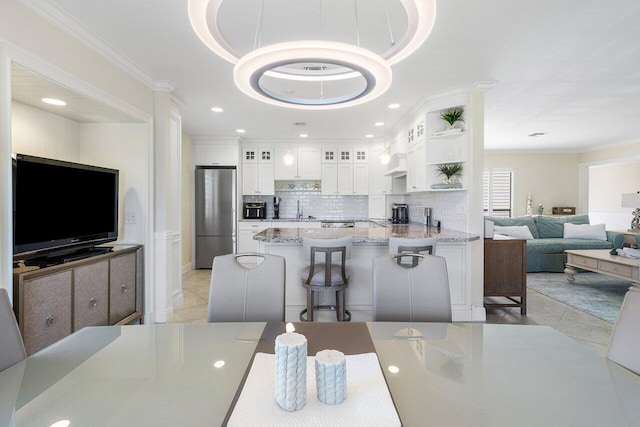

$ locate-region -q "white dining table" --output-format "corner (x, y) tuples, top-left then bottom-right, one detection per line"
(1, 321), (640, 426)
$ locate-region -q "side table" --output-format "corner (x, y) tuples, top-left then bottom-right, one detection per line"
(484, 236), (527, 315)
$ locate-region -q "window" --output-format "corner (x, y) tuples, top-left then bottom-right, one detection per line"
(484, 168), (514, 217)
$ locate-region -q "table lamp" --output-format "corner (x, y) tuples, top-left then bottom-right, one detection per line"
(621, 191), (640, 231)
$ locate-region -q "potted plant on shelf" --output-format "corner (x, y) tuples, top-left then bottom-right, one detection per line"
(438, 107), (464, 134)
(436, 163), (463, 187)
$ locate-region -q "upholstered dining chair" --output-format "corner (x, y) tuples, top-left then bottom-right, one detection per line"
(372, 253), (452, 322)
(636, 234), (640, 248)
(389, 237), (438, 267)
(207, 253), (286, 322)
(607, 290), (640, 375)
(299, 236), (352, 322)
(0, 288), (27, 372)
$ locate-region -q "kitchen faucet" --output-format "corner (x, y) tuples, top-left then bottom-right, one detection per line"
(297, 200), (303, 219)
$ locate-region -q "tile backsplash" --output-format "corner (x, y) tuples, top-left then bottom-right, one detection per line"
(244, 192), (368, 219)
(243, 189), (468, 230)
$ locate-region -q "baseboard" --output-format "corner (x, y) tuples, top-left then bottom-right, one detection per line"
(182, 262), (192, 274)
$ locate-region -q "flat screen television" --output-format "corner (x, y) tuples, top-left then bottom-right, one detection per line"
(12, 154), (119, 263)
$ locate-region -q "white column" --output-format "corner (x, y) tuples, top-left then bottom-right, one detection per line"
(153, 90), (183, 322)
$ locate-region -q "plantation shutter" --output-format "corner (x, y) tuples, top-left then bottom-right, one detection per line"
(484, 169), (514, 217)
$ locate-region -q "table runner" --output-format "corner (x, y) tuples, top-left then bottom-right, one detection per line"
(223, 322), (399, 425)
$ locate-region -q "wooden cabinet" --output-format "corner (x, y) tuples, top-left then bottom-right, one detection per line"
(109, 252), (137, 324)
(73, 260), (109, 331)
(14, 245), (143, 355)
(483, 236), (527, 314)
(20, 270), (72, 356)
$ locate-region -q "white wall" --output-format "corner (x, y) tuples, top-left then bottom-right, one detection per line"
(587, 160), (640, 230)
(11, 101), (79, 160)
(484, 152), (580, 216)
(78, 123), (149, 246)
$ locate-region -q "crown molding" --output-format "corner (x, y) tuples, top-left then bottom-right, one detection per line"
(17, 0), (174, 92)
(1, 39), (152, 123)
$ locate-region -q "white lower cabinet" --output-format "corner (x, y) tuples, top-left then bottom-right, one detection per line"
(238, 221), (272, 254)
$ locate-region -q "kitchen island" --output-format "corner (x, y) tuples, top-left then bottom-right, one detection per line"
(254, 224), (481, 322)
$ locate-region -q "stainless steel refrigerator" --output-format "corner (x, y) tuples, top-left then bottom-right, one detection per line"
(195, 166), (236, 269)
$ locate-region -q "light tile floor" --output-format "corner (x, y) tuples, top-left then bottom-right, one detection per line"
(169, 270), (614, 357)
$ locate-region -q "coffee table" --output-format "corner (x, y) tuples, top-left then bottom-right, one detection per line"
(565, 249), (640, 286)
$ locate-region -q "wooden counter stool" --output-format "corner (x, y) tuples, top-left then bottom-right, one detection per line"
(299, 237), (352, 322)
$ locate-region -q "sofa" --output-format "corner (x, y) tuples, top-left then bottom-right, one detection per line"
(485, 214), (621, 273)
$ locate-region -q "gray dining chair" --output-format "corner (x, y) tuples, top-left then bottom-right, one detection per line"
(207, 253), (286, 322)
(299, 236), (352, 322)
(389, 237), (438, 267)
(0, 288), (27, 372)
(372, 253), (452, 322)
(636, 234), (640, 248)
(607, 290), (640, 375)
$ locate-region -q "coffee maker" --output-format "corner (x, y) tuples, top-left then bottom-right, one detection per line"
(273, 196), (281, 219)
(391, 203), (409, 224)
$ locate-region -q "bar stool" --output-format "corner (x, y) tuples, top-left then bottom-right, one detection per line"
(389, 237), (438, 267)
(299, 237), (352, 322)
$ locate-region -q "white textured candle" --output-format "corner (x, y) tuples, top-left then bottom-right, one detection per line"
(315, 349), (347, 405)
(274, 332), (307, 412)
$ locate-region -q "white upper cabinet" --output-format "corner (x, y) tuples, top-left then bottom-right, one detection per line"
(274, 146), (321, 180)
(242, 146), (274, 195)
(321, 145), (369, 195)
(369, 147), (393, 195)
(193, 143), (238, 166)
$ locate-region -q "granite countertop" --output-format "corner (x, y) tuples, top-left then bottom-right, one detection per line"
(253, 224), (480, 244)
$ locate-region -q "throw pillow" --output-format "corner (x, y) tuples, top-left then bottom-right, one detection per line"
(536, 214), (590, 238)
(494, 225), (535, 240)
(563, 223), (607, 240)
(485, 216), (539, 239)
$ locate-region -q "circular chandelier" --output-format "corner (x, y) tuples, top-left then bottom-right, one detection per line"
(188, 0), (437, 109)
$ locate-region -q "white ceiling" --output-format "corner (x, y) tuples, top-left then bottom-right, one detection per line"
(17, 0), (640, 151)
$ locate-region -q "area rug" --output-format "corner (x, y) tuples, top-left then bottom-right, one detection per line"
(527, 272), (631, 324)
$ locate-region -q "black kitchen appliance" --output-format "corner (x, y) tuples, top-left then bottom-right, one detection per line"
(243, 202), (267, 219)
(273, 196), (280, 219)
(391, 203), (409, 224)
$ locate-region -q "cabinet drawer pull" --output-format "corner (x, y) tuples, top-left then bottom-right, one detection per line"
(89, 298), (97, 308)
(121, 284), (128, 293)
(46, 315), (54, 326)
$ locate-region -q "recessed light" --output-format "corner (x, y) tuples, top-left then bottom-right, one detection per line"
(236, 129), (246, 134)
(42, 98), (66, 106)
(299, 134), (308, 138)
(213, 360), (225, 368)
(211, 107), (224, 113)
(50, 421), (71, 427)
(388, 365), (400, 374)
(528, 132), (546, 137)
(388, 103), (400, 109)
(374, 122), (385, 127)
(365, 134), (374, 138)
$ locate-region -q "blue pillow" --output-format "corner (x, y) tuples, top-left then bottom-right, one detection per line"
(535, 215), (589, 238)
(485, 216), (539, 239)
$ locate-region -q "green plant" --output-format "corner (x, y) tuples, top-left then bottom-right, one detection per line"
(436, 162), (463, 178)
(440, 107), (464, 127)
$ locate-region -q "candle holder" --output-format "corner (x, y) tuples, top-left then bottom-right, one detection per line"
(274, 331), (307, 411)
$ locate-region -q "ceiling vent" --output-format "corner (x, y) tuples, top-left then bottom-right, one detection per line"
(294, 122), (306, 127)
